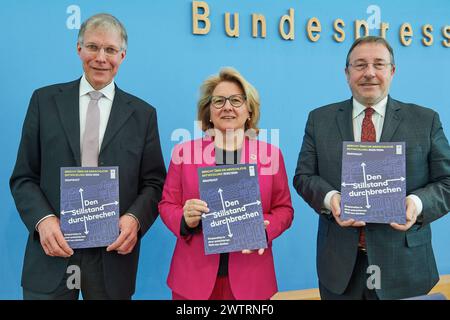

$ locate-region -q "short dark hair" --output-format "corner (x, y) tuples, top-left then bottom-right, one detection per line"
(345, 36), (395, 67)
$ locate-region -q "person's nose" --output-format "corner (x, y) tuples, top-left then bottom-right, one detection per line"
(222, 99), (234, 111)
(94, 48), (107, 62)
(363, 64), (377, 78)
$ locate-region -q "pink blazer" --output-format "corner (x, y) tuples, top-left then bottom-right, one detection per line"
(158, 137), (294, 300)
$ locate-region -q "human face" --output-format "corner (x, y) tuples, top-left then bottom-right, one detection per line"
(77, 27), (126, 90)
(209, 81), (250, 134)
(345, 42), (395, 106)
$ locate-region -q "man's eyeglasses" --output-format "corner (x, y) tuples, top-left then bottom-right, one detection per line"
(348, 62), (393, 71)
(81, 42), (123, 57)
(210, 94), (247, 109)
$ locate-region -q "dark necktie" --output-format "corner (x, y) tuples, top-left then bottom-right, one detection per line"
(81, 91), (103, 167)
(359, 107), (376, 249)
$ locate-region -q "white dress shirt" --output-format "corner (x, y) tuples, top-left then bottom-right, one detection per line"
(79, 74), (115, 153)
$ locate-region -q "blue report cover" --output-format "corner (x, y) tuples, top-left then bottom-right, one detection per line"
(60, 167), (120, 248)
(340, 142), (406, 224)
(198, 164), (267, 255)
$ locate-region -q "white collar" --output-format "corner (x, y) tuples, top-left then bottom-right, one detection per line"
(352, 96), (388, 119)
(79, 74), (115, 101)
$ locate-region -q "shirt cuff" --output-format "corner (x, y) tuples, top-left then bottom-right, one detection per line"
(125, 213), (141, 230)
(323, 190), (340, 211)
(407, 194), (423, 216)
(35, 214), (57, 231)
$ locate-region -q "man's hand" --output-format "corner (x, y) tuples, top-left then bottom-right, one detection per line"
(242, 220), (270, 255)
(37, 216), (73, 257)
(390, 197), (418, 231)
(183, 199), (209, 229)
(330, 193), (366, 228)
(107, 214), (139, 255)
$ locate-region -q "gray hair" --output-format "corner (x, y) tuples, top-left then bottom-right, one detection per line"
(78, 13), (128, 50)
(345, 36), (395, 67)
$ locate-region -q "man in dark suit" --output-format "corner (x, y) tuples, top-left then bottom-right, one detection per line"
(10, 13), (166, 299)
(293, 36), (450, 299)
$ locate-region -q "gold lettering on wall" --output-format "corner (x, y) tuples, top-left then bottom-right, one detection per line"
(225, 12), (239, 37)
(252, 14), (267, 38)
(422, 24), (434, 46)
(380, 22), (389, 38)
(192, 1), (210, 35)
(333, 19), (345, 42)
(355, 20), (369, 39)
(279, 8), (295, 40)
(307, 17), (321, 42)
(443, 26), (450, 47)
(190, 1), (449, 48)
(400, 23), (413, 46)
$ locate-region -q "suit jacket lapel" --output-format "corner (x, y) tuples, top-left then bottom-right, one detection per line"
(55, 80), (81, 166)
(100, 86), (134, 154)
(380, 96), (402, 142)
(336, 99), (354, 141)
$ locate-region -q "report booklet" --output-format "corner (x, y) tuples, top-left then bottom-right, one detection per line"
(60, 167), (120, 248)
(340, 142), (406, 224)
(198, 164), (267, 255)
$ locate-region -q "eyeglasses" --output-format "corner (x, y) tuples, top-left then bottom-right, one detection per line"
(348, 62), (393, 71)
(81, 42), (123, 57)
(210, 94), (247, 109)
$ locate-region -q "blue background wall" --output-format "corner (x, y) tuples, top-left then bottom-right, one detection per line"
(1, 0), (449, 299)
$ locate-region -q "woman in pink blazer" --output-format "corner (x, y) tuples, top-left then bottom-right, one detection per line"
(159, 68), (294, 300)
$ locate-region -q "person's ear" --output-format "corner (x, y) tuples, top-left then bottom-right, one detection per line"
(345, 67), (350, 83)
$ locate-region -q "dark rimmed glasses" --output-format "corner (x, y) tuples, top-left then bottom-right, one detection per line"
(210, 94), (247, 109)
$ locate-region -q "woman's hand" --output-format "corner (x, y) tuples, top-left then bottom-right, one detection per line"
(183, 199), (209, 228)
